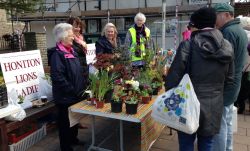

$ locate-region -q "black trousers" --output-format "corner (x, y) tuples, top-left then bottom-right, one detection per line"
(56, 104), (78, 151)
(235, 72), (250, 113)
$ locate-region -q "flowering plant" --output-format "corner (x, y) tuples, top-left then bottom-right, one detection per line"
(113, 85), (126, 102)
(125, 79), (139, 90)
(124, 79), (140, 104)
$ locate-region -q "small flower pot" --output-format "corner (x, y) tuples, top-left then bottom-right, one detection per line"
(125, 103), (138, 114)
(95, 100), (104, 108)
(110, 100), (123, 113)
(141, 96), (151, 104)
(89, 98), (97, 105)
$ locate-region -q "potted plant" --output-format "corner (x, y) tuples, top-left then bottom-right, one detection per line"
(125, 95), (140, 114)
(151, 80), (162, 95)
(124, 80), (140, 114)
(140, 88), (151, 104)
(110, 85), (126, 113)
(88, 73), (99, 105)
(95, 70), (117, 108)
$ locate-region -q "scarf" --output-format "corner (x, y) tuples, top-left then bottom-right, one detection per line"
(134, 24), (146, 45)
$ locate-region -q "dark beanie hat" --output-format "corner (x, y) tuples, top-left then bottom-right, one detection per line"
(190, 7), (216, 29)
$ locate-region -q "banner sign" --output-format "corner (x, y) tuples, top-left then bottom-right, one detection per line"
(0, 50), (45, 109)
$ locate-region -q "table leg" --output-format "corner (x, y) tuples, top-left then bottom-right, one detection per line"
(88, 116), (112, 151)
(119, 120), (124, 151)
(88, 115), (96, 151)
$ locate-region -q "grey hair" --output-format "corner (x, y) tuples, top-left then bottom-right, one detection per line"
(101, 23), (118, 37)
(134, 12), (146, 23)
(53, 23), (73, 43)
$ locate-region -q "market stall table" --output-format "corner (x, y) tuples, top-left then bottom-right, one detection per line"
(70, 95), (164, 151)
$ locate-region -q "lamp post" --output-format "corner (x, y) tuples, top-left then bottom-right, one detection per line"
(162, 0), (166, 53)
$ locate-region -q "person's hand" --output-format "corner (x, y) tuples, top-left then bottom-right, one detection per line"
(81, 41), (87, 49)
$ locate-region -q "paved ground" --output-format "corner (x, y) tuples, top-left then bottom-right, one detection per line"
(26, 108), (250, 151)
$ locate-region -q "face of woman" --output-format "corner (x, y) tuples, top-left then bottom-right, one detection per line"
(72, 22), (81, 35)
(105, 27), (115, 40)
(61, 29), (74, 47)
(136, 19), (144, 27)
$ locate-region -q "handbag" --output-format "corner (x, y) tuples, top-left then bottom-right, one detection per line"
(151, 42), (200, 134)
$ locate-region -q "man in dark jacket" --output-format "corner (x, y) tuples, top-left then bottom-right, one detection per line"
(211, 3), (248, 151)
(165, 7), (234, 151)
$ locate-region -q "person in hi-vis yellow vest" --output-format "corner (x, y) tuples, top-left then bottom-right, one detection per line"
(124, 12), (151, 68)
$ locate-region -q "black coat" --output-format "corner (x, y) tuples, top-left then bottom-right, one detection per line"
(72, 40), (89, 78)
(95, 36), (115, 54)
(165, 29), (234, 136)
(48, 46), (87, 104)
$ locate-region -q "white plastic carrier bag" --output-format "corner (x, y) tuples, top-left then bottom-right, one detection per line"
(151, 74), (200, 134)
(5, 88), (26, 121)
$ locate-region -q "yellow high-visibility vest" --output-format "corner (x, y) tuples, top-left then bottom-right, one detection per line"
(129, 27), (150, 62)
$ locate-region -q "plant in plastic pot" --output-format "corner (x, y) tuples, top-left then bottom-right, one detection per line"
(151, 80), (162, 95)
(110, 85), (126, 113)
(95, 70), (117, 108)
(124, 79), (140, 114)
(125, 95), (140, 114)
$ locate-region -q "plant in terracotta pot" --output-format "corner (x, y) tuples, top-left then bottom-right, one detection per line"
(88, 73), (99, 105)
(140, 87), (151, 104)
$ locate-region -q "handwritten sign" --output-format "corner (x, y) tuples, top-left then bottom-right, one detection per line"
(0, 50), (45, 109)
(86, 43), (96, 64)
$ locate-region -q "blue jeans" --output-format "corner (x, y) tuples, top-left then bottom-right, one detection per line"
(178, 131), (214, 151)
(211, 104), (233, 151)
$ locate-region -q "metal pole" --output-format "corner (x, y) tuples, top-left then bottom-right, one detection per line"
(174, 1), (178, 50)
(162, 0), (166, 53)
(108, 0), (110, 23)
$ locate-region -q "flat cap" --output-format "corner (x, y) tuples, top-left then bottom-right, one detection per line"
(213, 3), (234, 12)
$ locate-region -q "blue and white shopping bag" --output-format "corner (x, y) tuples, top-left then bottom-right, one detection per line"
(152, 74), (200, 134)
